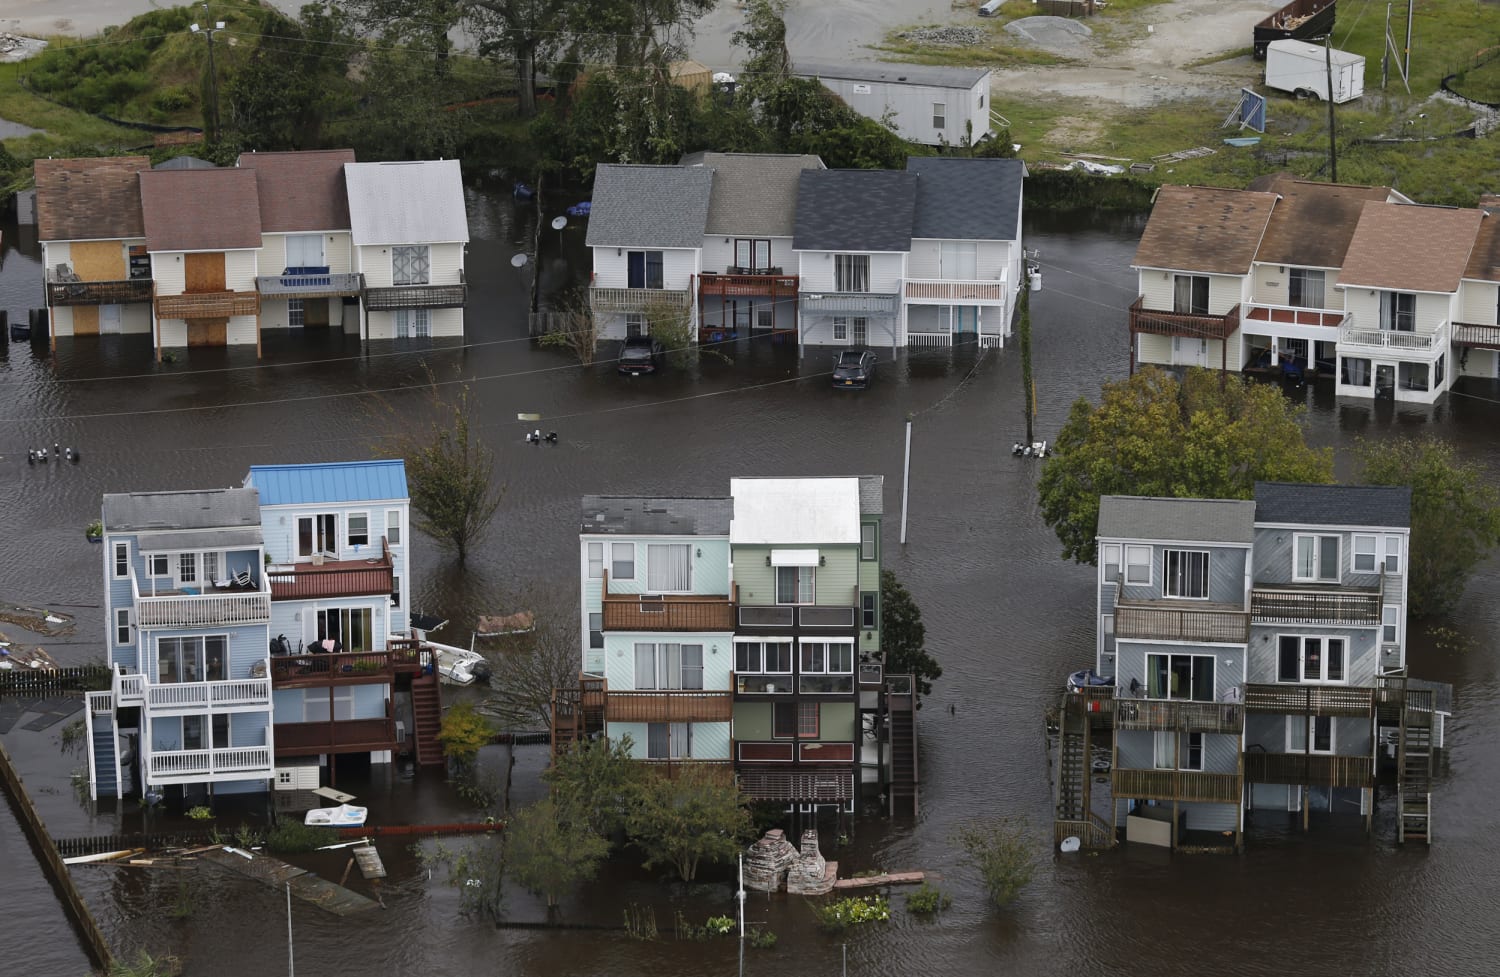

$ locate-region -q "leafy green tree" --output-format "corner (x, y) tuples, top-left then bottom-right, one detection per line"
(471, 0), (570, 116)
(438, 701), (494, 767)
(505, 797), (610, 907)
(226, 5), (354, 149)
(955, 817), (1035, 910)
(1038, 367), (1334, 564)
(624, 765), (751, 881)
(399, 385), (504, 566)
(544, 736), (643, 837)
(879, 569), (941, 701)
(732, 0), (792, 109)
(1356, 436), (1500, 617)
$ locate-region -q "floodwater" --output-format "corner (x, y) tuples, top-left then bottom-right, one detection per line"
(2, 181), (1499, 977)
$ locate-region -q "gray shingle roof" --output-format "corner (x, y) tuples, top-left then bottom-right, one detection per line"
(679, 153), (825, 237)
(793, 170), (918, 253)
(581, 496), (732, 536)
(795, 60), (989, 91)
(1254, 482), (1411, 528)
(907, 157), (1025, 241)
(103, 487), (262, 533)
(585, 165), (713, 249)
(1098, 496), (1256, 544)
(858, 475), (884, 516)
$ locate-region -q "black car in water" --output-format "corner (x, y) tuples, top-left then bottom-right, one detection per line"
(618, 335), (661, 375)
(831, 349), (877, 389)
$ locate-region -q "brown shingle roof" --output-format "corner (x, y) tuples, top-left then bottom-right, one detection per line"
(1249, 175), (1394, 269)
(34, 156), (151, 242)
(236, 149), (355, 233)
(1338, 202), (1484, 293)
(139, 169), (263, 252)
(1462, 211), (1500, 283)
(1132, 185), (1279, 275)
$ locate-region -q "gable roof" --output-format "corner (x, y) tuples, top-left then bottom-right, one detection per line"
(245, 461), (408, 506)
(1463, 206), (1500, 282)
(1097, 496), (1256, 544)
(1132, 185), (1279, 274)
(154, 156), (217, 170)
(729, 478), (862, 545)
(585, 164), (713, 249)
(1254, 482), (1410, 529)
(1247, 174), (1394, 269)
(679, 153), (825, 238)
(102, 487), (262, 534)
(907, 156), (1025, 241)
(344, 159), (468, 246)
(580, 496), (732, 536)
(858, 475), (884, 516)
(138, 168), (263, 252)
(1339, 202), (1484, 292)
(34, 156), (151, 242)
(795, 59), (989, 91)
(237, 150), (355, 233)
(793, 170), (918, 252)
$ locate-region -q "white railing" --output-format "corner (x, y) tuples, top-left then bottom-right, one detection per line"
(147, 683), (209, 708)
(213, 747), (272, 772)
(149, 750), (211, 777)
(118, 672), (145, 703)
(147, 678), (270, 710)
(906, 332), (953, 348)
(1339, 318), (1446, 352)
(147, 746), (272, 779)
(87, 691), (114, 714)
(1241, 302), (1345, 328)
(136, 591), (272, 629)
(211, 677), (271, 706)
(903, 275), (1007, 302)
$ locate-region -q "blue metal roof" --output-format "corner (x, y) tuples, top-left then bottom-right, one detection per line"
(246, 460), (408, 506)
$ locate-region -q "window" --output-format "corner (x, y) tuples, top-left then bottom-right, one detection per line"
(1294, 534), (1340, 582)
(1277, 635), (1346, 683)
(156, 635), (228, 684)
(203, 552), (220, 585)
(1172, 274), (1209, 315)
(633, 643), (704, 690)
(177, 553), (198, 585)
(647, 722), (692, 759)
(776, 566), (815, 604)
(1379, 290), (1416, 332)
(798, 701), (819, 738)
(1101, 544), (1121, 581)
(1353, 535), (1378, 573)
(213, 713), (231, 750)
(387, 510), (402, 546)
(390, 575), (401, 608)
(316, 607), (375, 653)
(798, 640), (854, 693)
(1147, 653), (1215, 701)
(288, 298), (305, 328)
(587, 542), (603, 579)
(756, 308), (774, 329)
(733, 239), (771, 271)
(1288, 268), (1325, 309)
(735, 640), (792, 674)
(1382, 605), (1400, 644)
(392, 245), (430, 286)
(625, 313), (646, 338)
(285, 234), (324, 269)
(183, 716), (206, 751)
(773, 702), (799, 738)
(861, 593), (877, 629)
(347, 513), (369, 549)
(932, 101), (946, 129)
(395, 308), (431, 338)
(832, 316), (848, 340)
(306, 687), (354, 723)
(115, 608), (131, 646)
(646, 543), (692, 591)
(1399, 361), (1429, 391)
(834, 254), (869, 293)
(1384, 537), (1402, 574)
(978, 92), (984, 108)
(1289, 716), (1334, 754)
(298, 514), (338, 558)
(149, 554), (170, 578)
(861, 523), (878, 561)
(852, 318), (868, 345)
(610, 542), (634, 580)
(1124, 545), (1151, 585)
(626, 250), (664, 289)
(1436, 353), (1446, 387)
(1154, 732), (1204, 770)
(113, 541), (130, 579)
(1340, 357), (1371, 387)
(1163, 549), (1209, 599)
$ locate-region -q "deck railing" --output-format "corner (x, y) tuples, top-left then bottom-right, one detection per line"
(46, 275), (154, 306)
(1243, 751), (1374, 788)
(1111, 768), (1242, 804)
(1114, 697), (1244, 734)
(903, 276), (1007, 302)
(604, 690), (733, 724)
(699, 273), (799, 297)
(601, 597), (735, 632)
(146, 677), (270, 710)
(1339, 318), (1446, 352)
(1053, 813), (1116, 850)
(1453, 322), (1500, 348)
(588, 286), (692, 313)
(268, 557), (393, 602)
(1251, 586), (1382, 624)
(1114, 599), (1250, 644)
(1241, 302), (1345, 329)
(270, 647), (425, 686)
(117, 672), (145, 703)
(87, 691), (114, 714)
(1127, 296), (1240, 340)
(1243, 683), (1376, 717)
(147, 746), (272, 779)
(155, 289), (260, 320)
(364, 273), (467, 311)
(799, 291), (899, 315)
(135, 591), (272, 628)
(254, 271), (364, 299)
(737, 768), (855, 802)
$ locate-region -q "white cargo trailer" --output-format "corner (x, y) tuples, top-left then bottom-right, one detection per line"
(1265, 39), (1364, 103)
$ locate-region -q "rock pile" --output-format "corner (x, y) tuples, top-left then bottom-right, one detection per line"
(785, 829), (837, 896)
(897, 26), (988, 47)
(743, 829), (798, 892)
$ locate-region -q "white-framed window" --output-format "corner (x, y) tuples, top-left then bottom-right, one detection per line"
(1288, 268), (1325, 309)
(297, 513), (338, 559)
(203, 552), (221, 585)
(156, 635), (228, 684)
(288, 298), (305, 327)
(625, 313), (646, 337)
(633, 642), (704, 690)
(1153, 731), (1204, 770)
(586, 541), (603, 579)
(861, 593), (877, 629)
(1289, 715), (1334, 754)
(1353, 534), (1378, 573)
(1399, 362), (1430, 392)
(1341, 357), (1371, 387)
(1382, 605), (1400, 644)
(610, 542), (634, 580)
(390, 575), (401, 607)
(315, 607), (375, 653)
(1379, 290), (1415, 332)
(932, 101), (946, 129)
(1294, 534), (1340, 582)
(115, 608), (131, 646)
(392, 245), (431, 286)
(861, 523), (878, 561)
(832, 316), (848, 341)
(347, 512), (370, 549)
(588, 612), (603, 649)
(1172, 274), (1209, 315)
(734, 639), (793, 674)
(646, 543), (692, 592)
(395, 308), (431, 339)
(834, 254), (869, 293)
(647, 722), (692, 759)
(626, 250), (664, 289)
(938, 241), (977, 280)
(1163, 549), (1209, 599)
(852, 317), (868, 345)
(1101, 543), (1121, 581)
(177, 553), (198, 585)
(149, 553), (170, 578)
(386, 509), (402, 546)
(733, 239), (771, 271)
(756, 308), (774, 329)
(776, 566), (815, 605)
(285, 233), (325, 269)
(1124, 545), (1152, 585)
(1147, 653), (1216, 701)
(1276, 635), (1346, 683)
(112, 541), (131, 579)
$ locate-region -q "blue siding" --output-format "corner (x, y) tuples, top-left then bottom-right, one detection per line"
(215, 778), (268, 795)
(247, 461), (408, 506)
(233, 711), (270, 747)
(151, 716), (182, 751)
(351, 683), (388, 719)
(273, 689), (303, 723)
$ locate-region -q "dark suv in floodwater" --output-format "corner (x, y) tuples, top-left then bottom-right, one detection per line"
(618, 335), (662, 375)
(831, 349), (876, 389)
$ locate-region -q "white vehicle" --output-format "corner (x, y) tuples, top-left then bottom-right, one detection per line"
(1265, 39), (1364, 104)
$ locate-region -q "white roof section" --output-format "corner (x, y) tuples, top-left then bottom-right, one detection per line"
(344, 159), (469, 246)
(1266, 39), (1364, 67)
(729, 478), (861, 545)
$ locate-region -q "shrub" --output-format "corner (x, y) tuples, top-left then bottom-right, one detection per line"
(809, 894), (891, 931)
(746, 927), (778, 949)
(955, 817), (1035, 910)
(265, 820), (339, 854)
(905, 882), (952, 915)
(438, 701), (493, 766)
(185, 806), (213, 821)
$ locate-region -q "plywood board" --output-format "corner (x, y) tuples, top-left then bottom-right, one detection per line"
(72, 305), (99, 336)
(184, 252), (226, 292)
(71, 240), (126, 281)
(187, 318), (227, 346)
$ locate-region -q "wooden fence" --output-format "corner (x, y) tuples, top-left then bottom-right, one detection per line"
(0, 664), (111, 697)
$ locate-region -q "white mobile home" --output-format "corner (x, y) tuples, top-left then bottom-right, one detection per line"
(795, 60), (993, 147)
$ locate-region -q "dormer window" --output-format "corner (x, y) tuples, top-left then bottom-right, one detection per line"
(1294, 534), (1340, 583)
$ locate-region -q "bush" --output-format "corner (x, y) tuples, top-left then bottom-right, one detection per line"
(809, 894), (891, 930)
(265, 820), (339, 854)
(904, 882), (952, 915)
(438, 700), (494, 766)
(185, 806), (213, 821)
(955, 817), (1035, 910)
(746, 927), (778, 949)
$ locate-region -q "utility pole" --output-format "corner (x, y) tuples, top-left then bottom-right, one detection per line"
(1382, 4), (1391, 90)
(1404, 0), (1413, 82)
(190, 4), (225, 142)
(1323, 34), (1338, 184)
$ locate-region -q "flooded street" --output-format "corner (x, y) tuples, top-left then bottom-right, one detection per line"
(2, 180), (1499, 977)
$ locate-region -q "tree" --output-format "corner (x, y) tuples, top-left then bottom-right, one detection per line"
(955, 817), (1035, 910)
(624, 765), (751, 881)
(505, 797), (610, 907)
(732, 0), (792, 109)
(535, 288), (600, 365)
(471, 0), (568, 117)
(398, 384), (504, 566)
(484, 592), (584, 732)
(225, 5), (354, 149)
(1038, 367), (1334, 564)
(879, 569), (941, 701)
(439, 701), (494, 767)
(545, 736), (643, 837)
(1356, 436), (1500, 617)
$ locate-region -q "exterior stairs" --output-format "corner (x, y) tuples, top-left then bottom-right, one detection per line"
(90, 712), (119, 799)
(1397, 685), (1434, 844)
(886, 677), (918, 817)
(1056, 697), (1088, 824)
(411, 676), (444, 767)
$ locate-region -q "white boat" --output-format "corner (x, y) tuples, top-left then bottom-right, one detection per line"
(304, 803), (368, 827)
(427, 640), (492, 686)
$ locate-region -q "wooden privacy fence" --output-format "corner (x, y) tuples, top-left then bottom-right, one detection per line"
(0, 664), (111, 697)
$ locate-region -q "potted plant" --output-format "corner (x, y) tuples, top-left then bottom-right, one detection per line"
(84, 520), (103, 543)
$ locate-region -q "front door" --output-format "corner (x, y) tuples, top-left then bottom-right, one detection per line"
(1375, 363), (1395, 399)
(100, 304), (123, 335)
(1174, 337), (1208, 366)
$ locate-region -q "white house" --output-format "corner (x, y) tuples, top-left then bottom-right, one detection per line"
(795, 60), (994, 147)
(1455, 210), (1500, 380)
(345, 159), (470, 340)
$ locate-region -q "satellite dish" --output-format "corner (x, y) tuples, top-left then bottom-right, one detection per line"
(1059, 837), (1082, 853)
(510, 253), (528, 268)
(551, 216), (568, 231)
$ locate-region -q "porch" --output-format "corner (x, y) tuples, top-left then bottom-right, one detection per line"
(902, 276), (1008, 303)
(589, 285), (692, 314)
(1111, 767), (1243, 804)
(255, 271), (365, 301)
(132, 573), (272, 629)
(1114, 594), (1250, 644)
(697, 274), (799, 341)
(736, 767), (855, 803)
(605, 690), (734, 723)
(142, 676), (271, 711)
(799, 291), (899, 316)
(155, 289), (259, 320)
(269, 646), (430, 689)
(1338, 317), (1447, 355)
(1240, 303), (1345, 375)
(267, 541), (394, 601)
(1114, 698), (1244, 734)
(364, 272), (467, 311)
(273, 717), (395, 757)
(1243, 751), (1374, 789)
(46, 272), (153, 306)
(905, 301), (1007, 349)
(1243, 684), (1376, 718)
(1128, 298), (1241, 374)
(146, 746), (273, 784)
(1250, 583), (1382, 625)
(698, 271), (799, 298)
(1452, 322), (1500, 349)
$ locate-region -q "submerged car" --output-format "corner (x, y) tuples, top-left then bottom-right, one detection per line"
(618, 335), (661, 375)
(831, 349), (876, 388)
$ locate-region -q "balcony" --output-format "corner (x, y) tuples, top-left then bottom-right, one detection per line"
(588, 286), (692, 314)
(737, 768), (855, 802)
(903, 276), (1007, 303)
(604, 690), (734, 724)
(255, 270), (364, 300)
(45, 271), (153, 307)
(1128, 296), (1240, 340)
(268, 545), (393, 602)
(1243, 683), (1376, 717)
(1114, 596), (1250, 644)
(133, 574), (272, 628)
(273, 718), (394, 757)
(602, 596), (735, 632)
(1241, 302), (1344, 331)
(1111, 768), (1242, 804)
(364, 272), (467, 311)
(1251, 583), (1382, 625)
(147, 746), (273, 783)
(799, 291), (899, 316)
(1243, 751), (1374, 788)
(1114, 697), (1244, 734)
(145, 676), (271, 711)
(155, 289), (260, 320)
(270, 647), (428, 689)
(699, 271), (799, 298)
(1338, 317), (1446, 354)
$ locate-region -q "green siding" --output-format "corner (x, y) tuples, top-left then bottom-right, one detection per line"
(735, 701), (772, 741)
(817, 701), (856, 741)
(731, 544), (859, 606)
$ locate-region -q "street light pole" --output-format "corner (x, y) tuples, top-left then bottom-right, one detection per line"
(190, 4), (226, 142)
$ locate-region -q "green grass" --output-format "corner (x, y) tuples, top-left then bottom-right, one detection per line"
(1335, 0), (1500, 95)
(1449, 50), (1500, 103)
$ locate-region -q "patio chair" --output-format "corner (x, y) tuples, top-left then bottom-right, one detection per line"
(233, 568), (253, 588)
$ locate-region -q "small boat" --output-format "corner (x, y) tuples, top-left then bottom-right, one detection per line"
(476, 610), (534, 638)
(565, 201), (591, 218)
(305, 803), (368, 827)
(427, 641), (492, 686)
(512, 182), (535, 200)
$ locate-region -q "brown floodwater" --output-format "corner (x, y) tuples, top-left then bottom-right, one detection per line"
(1, 180), (1497, 977)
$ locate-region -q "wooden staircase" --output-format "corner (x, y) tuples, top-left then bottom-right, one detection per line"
(411, 675), (444, 767)
(1056, 695), (1089, 824)
(885, 676), (918, 817)
(549, 674), (606, 761)
(1397, 684), (1435, 844)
